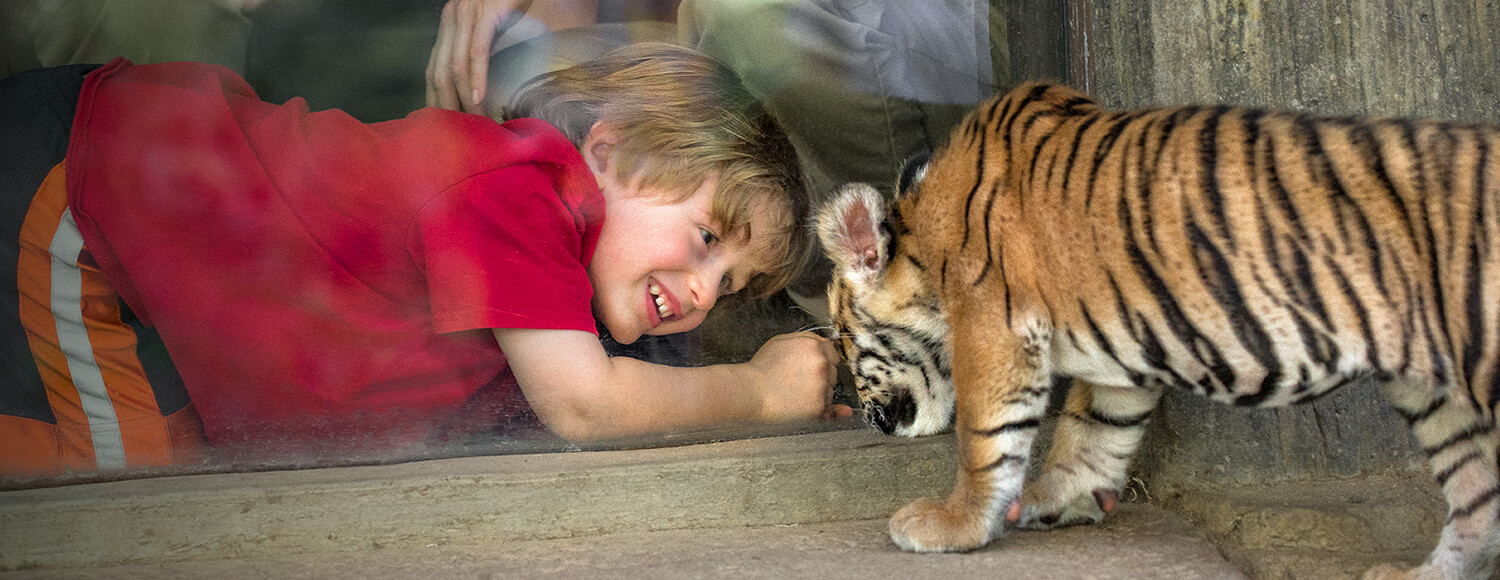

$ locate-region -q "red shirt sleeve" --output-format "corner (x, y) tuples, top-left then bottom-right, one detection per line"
(412, 163), (599, 335)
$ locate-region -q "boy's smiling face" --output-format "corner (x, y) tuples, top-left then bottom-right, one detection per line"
(586, 171), (778, 345)
(580, 121), (786, 345)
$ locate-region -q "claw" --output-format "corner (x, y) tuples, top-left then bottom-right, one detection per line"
(1093, 489), (1117, 513)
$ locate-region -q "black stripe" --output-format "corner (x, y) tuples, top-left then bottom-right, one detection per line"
(1198, 106), (1234, 249)
(1470, 134), (1491, 398)
(1028, 121), (1062, 193)
(1120, 192), (1230, 387)
(1001, 85), (1051, 163)
(1264, 119), (1316, 253)
(852, 310), (926, 369)
(1108, 272), (1185, 386)
(886, 203), (910, 237)
(1304, 118), (1390, 301)
(974, 179), (1003, 287)
(1058, 94), (1093, 114)
(1183, 221), (1282, 404)
(1078, 408), (1152, 428)
(1428, 311), (1452, 389)
(1288, 372), (1368, 403)
(1004, 384), (1052, 403)
(1080, 302), (1143, 385)
(1465, 228), (1484, 389)
(1394, 120), (1427, 191)
(1143, 109), (1188, 257)
(1132, 311), (1196, 389)
(1423, 423), (1486, 457)
(1416, 125), (1464, 388)
(1254, 162), (1339, 371)
(1059, 114), (1102, 205)
(1295, 117), (1354, 247)
(1388, 286), (1416, 373)
(1084, 110), (1151, 208)
(974, 453), (1026, 472)
(1129, 114), (1157, 253)
(1450, 486), (1500, 520)
(999, 250), (1010, 324)
(1322, 254), (1382, 368)
(972, 418), (1042, 437)
(959, 99), (1002, 251)
(897, 152), (933, 197)
(1288, 237), (1332, 329)
(1435, 450), (1483, 486)
(1435, 125), (1458, 199)
(1352, 122), (1418, 243)
(1239, 108), (1267, 154)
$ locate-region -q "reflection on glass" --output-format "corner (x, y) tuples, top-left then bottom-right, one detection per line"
(0, 0), (1032, 489)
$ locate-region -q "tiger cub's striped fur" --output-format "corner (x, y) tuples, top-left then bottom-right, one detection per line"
(818, 81), (1500, 579)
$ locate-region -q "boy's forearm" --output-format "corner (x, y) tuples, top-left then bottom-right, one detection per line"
(565, 356), (764, 440)
(494, 328), (766, 441)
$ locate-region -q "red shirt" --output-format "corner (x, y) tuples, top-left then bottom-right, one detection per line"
(65, 60), (604, 449)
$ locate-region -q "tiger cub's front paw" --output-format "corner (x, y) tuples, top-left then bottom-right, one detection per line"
(888, 497), (996, 553)
(1015, 487), (1114, 530)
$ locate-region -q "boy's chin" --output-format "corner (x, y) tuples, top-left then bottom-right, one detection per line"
(602, 324), (642, 345)
(597, 313), (701, 346)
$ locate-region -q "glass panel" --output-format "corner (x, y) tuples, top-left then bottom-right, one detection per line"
(0, 0), (1064, 489)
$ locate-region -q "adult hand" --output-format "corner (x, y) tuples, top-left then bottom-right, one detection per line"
(747, 332), (849, 424)
(426, 0), (532, 113)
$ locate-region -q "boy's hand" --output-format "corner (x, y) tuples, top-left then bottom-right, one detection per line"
(746, 332), (850, 423)
(425, 0), (599, 114)
(427, 0), (529, 113)
(495, 328), (850, 441)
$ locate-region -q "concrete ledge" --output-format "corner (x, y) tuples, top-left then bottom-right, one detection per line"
(0, 430), (957, 570)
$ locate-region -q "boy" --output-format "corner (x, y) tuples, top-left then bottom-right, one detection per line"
(0, 43), (843, 476)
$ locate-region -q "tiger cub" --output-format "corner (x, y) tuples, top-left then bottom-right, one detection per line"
(817, 81), (1500, 579)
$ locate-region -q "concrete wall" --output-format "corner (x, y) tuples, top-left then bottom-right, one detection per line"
(1064, 0), (1500, 487)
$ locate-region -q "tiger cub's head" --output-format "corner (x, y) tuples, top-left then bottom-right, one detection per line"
(817, 160), (955, 437)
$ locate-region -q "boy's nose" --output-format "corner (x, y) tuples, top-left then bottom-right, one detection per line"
(687, 265), (725, 311)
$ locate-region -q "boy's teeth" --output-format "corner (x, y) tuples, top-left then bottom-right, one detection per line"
(650, 284), (670, 318)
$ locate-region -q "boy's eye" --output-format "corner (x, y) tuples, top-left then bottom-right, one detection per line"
(699, 228), (719, 246)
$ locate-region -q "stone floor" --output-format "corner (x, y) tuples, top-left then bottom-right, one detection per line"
(4, 506), (1245, 580)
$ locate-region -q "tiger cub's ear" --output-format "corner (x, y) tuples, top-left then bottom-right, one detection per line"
(818, 183), (891, 286)
(896, 152), (931, 199)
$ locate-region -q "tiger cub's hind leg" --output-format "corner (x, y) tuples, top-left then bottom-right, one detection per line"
(1370, 378), (1500, 580)
(1017, 380), (1163, 530)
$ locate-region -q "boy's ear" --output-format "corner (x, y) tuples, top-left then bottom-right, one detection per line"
(582, 121), (620, 175)
(817, 183), (890, 288)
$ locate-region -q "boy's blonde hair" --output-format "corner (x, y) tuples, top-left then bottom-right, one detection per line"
(502, 42), (809, 302)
